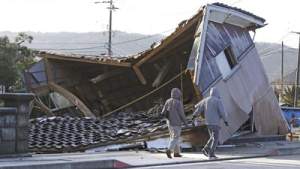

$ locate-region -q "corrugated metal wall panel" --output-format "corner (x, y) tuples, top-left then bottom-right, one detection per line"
(198, 21), (253, 91)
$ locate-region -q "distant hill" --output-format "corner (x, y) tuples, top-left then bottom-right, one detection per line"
(256, 43), (298, 82)
(0, 31), (298, 83)
(0, 31), (164, 57)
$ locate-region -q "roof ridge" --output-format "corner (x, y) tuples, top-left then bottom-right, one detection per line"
(211, 2), (265, 23)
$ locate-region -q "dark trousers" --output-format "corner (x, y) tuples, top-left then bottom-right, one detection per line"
(204, 125), (219, 157)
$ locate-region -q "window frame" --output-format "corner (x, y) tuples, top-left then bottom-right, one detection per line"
(215, 45), (239, 80)
(224, 46), (238, 69)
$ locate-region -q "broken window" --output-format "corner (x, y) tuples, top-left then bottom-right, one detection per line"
(224, 46), (237, 69)
(216, 46), (238, 78)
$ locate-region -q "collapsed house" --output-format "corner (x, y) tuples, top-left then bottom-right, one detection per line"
(25, 3), (289, 149)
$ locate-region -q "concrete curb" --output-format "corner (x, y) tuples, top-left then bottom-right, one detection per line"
(126, 146), (300, 168)
(0, 160), (130, 169)
(127, 155), (268, 168)
(267, 147), (300, 156)
(1, 146), (300, 169)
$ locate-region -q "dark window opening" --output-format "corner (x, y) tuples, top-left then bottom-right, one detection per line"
(224, 46), (237, 69)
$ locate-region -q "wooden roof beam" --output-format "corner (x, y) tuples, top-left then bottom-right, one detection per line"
(152, 62), (171, 87)
(132, 65), (147, 85)
(131, 25), (196, 86)
(90, 69), (124, 84)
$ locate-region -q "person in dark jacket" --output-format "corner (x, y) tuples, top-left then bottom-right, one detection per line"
(161, 88), (188, 158)
(192, 87), (228, 160)
(289, 113), (297, 140)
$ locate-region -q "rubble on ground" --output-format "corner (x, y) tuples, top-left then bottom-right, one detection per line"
(29, 111), (170, 153)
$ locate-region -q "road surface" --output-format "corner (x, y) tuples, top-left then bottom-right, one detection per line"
(139, 155), (300, 169)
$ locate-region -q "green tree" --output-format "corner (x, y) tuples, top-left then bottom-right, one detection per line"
(281, 86), (300, 107)
(0, 33), (35, 91)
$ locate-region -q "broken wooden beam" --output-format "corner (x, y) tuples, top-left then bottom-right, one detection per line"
(152, 62), (171, 87)
(33, 97), (54, 116)
(48, 82), (96, 118)
(132, 65), (147, 85)
(90, 69), (123, 84)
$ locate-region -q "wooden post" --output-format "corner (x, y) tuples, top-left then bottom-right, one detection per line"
(180, 64), (183, 94)
(44, 58), (54, 83)
(186, 70), (202, 101)
(293, 33), (300, 107)
(281, 41), (284, 100)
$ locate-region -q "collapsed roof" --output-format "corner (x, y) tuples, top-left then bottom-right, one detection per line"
(25, 5), (204, 117)
(25, 3), (289, 149)
(25, 3), (266, 118)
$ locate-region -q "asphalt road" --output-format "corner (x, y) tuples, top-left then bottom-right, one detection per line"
(138, 155), (300, 169)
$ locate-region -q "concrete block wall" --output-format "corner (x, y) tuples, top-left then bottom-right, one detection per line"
(0, 93), (34, 155)
(0, 108), (17, 154)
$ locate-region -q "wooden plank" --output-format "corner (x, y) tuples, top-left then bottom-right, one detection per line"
(132, 65), (147, 85)
(131, 28), (195, 86)
(48, 82), (96, 118)
(90, 69), (124, 84)
(152, 62), (171, 87)
(187, 70), (202, 101)
(148, 30), (196, 64)
(42, 53), (131, 67)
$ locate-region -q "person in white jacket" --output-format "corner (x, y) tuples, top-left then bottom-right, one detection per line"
(192, 87), (228, 159)
(161, 88), (188, 158)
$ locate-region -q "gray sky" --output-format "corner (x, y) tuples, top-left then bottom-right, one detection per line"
(1, 0), (300, 47)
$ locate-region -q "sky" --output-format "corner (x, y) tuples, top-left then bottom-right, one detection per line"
(0, 0), (300, 48)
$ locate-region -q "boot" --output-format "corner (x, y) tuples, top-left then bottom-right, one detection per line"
(166, 149), (172, 158)
(202, 148), (209, 157)
(208, 155), (218, 160)
(174, 153), (183, 157)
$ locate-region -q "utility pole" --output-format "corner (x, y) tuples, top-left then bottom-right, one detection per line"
(281, 41), (284, 98)
(95, 0), (118, 56)
(292, 32), (300, 107)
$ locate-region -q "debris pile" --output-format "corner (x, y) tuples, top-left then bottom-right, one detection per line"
(29, 111), (169, 153)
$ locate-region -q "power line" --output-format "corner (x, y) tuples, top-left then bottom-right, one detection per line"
(31, 45), (106, 51)
(30, 29), (172, 51)
(259, 30), (299, 58)
(30, 29), (171, 46)
(95, 0), (119, 56)
(291, 31), (300, 107)
(257, 31), (291, 55)
(112, 29), (172, 46)
(30, 42), (105, 45)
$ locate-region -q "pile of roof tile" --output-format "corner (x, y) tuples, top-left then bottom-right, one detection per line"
(29, 111), (168, 153)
